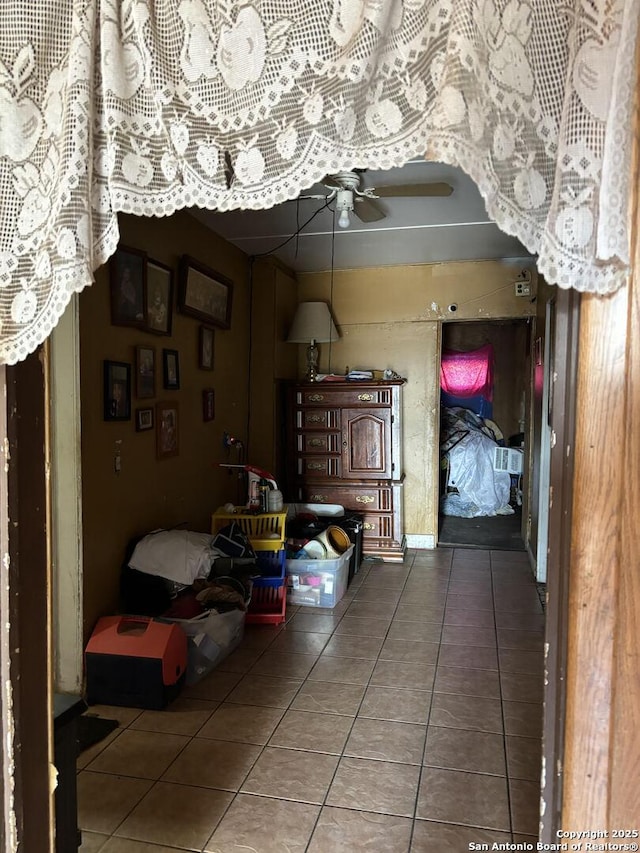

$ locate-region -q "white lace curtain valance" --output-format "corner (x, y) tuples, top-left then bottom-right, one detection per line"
(0, 0), (637, 364)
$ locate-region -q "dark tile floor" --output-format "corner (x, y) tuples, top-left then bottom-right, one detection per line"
(77, 547), (544, 852)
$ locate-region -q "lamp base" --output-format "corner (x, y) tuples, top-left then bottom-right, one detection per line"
(306, 341), (319, 382)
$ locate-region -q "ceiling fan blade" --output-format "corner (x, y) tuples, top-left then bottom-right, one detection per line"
(322, 174), (343, 191)
(353, 196), (386, 223)
(373, 182), (453, 198)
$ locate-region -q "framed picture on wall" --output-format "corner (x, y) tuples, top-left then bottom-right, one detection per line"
(145, 259), (173, 335)
(110, 246), (147, 327)
(156, 401), (179, 458)
(135, 407), (154, 432)
(103, 360), (131, 421)
(178, 255), (233, 329)
(202, 388), (215, 422)
(199, 325), (215, 370)
(162, 348), (180, 390)
(135, 345), (155, 398)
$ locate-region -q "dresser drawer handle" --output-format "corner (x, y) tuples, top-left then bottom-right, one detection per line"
(356, 495), (375, 504)
(358, 393), (374, 401)
(308, 394), (324, 402)
(363, 522), (376, 530)
(308, 438), (324, 448)
(307, 462), (324, 471)
(306, 414), (323, 423)
(309, 494), (327, 502)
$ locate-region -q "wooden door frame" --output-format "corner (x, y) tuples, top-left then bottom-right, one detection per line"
(434, 316), (533, 547)
(539, 287), (580, 841)
(0, 349), (54, 852)
(561, 79), (640, 825)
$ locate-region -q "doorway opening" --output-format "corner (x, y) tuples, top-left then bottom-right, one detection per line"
(437, 318), (531, 551)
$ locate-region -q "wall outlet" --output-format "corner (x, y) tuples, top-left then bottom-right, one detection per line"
(515, 281), (531, 297)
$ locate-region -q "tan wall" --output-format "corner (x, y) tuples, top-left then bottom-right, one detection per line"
(297, 259), (536, 539)
(80, 210), (254, 638)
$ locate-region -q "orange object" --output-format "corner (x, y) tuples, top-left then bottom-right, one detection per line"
(85, 616), (187, 709)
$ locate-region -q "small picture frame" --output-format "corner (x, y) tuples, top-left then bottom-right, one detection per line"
(145, 259), (173, 336)
(103, 360), (131, 421)
(202, 388), (215, 422)
(199, 326), (215, 370)
(162, 348), (180, 390)
(135, 407), (154, 432)
(135, 345), (155, 399)
(178, 255), (233, 329)
(110, 245), (147, 328)
(156, 401), (179, 458)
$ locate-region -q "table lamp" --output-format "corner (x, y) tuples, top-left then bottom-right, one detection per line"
(287, 301), (339, 382)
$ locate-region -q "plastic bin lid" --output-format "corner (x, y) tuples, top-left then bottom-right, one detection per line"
(287, 503), (345, 517)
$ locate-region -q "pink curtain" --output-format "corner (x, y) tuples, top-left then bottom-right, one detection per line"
(440, 344), (494, 401)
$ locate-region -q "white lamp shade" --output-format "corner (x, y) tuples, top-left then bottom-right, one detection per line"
(287, 302), (339, 343)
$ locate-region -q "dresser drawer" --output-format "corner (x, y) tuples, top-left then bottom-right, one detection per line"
(360, 513), (395, 541)
(296, 409), (340, 429)
(297, 457), (342, 479)
(297, 433), (341, 454)
(297, 484), (392, 511)
(298, 387), (392, 407)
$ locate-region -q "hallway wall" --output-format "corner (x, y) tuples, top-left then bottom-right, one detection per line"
(79, 211), (290, 639)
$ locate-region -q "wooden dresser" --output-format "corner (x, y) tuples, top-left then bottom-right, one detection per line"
(286, 380), (406, 561)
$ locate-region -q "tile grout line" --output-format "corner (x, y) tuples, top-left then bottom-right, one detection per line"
(406, 546), (453, 852)
(492, 548), (517, 843)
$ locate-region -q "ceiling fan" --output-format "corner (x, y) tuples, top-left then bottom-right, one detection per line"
(297, 170), (453, 228)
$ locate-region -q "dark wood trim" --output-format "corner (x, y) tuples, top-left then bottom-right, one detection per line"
(6, 348), (54, 851)
(0, 364), (16, 851)
(539, 288), (579, 841)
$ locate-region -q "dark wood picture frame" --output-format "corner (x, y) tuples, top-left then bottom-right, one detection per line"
(178, 255), (233, 329)
(135, 345), (155, 399)
(156, 401), (179, 458)
(199, 326), (215, 370)
(145, 259), (173, 335)
(103, 360), (131, 421)
(110, 245), (147, 328)
(162, 348), (180, 390)
(202, 388), (215, 422)
(135, 407), (154, 432)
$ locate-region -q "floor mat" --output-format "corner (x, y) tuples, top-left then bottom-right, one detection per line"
(438, 510), (525, 550)
(78, 715), (119, 753)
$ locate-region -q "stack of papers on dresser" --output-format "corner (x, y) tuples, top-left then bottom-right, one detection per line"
(346, 370), (373, 380)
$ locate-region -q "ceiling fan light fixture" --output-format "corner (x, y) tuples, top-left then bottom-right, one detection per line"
(335, 188), (353, 229)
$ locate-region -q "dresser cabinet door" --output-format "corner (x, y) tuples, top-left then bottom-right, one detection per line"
(341, 408), (392, 479)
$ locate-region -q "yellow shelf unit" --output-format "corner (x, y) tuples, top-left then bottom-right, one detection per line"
(211, 507), (287, 552)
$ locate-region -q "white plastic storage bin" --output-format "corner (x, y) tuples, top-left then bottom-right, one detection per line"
(285, 545), (353, 608)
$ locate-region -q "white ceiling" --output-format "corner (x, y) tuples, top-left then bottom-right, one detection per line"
(193, 159), (535, 274)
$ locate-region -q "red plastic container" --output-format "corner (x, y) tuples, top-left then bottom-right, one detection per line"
(246, 550), (287, 625)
